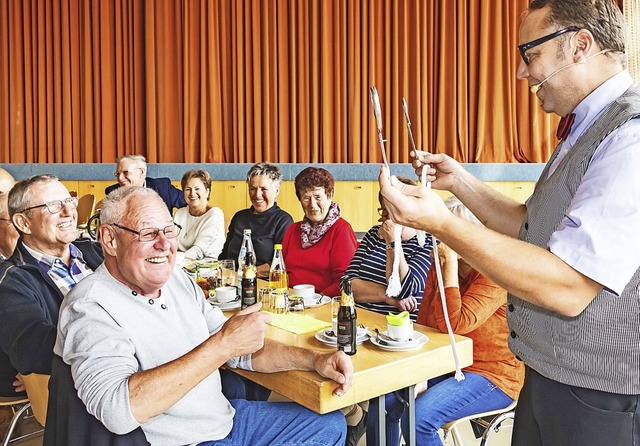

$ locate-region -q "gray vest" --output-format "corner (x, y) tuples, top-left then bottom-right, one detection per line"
(507, 85), (640, 394)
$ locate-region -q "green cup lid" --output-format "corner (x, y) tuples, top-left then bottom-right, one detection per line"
(386, 311), (411, 326)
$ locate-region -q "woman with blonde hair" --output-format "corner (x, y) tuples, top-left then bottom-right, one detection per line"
(174, 169), (225, 260)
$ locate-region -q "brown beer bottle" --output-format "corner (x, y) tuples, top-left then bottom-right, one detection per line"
(337, 278), (357, 355)
(240, 230), (257, 308)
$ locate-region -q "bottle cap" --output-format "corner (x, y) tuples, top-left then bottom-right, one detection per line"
(274, 244), (282, 249)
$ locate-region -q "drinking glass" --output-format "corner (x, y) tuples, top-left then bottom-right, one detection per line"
(196, 262), (221, 298)
(271, 288), (289, 314)
(288, 295), (305, 314)
(220, 259), (237, 287)
(259, 287), (272, 311)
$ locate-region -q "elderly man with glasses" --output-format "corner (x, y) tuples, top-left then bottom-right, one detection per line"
(106, 154), (186, 214)
(54, 186), (352, 445)
(0, 175), (103, 398)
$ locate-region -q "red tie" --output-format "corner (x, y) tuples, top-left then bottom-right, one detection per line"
(556, 113), (575, 141)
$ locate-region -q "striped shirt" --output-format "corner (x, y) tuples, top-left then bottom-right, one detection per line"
(25, 243), (94, 296)
(343, 226), (433, 321)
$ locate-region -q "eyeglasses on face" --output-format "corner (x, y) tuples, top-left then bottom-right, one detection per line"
(517, 26), (580, 65)
(111, 223), (182, 242)
(20, 196), (79, 214)
(114, 167), (144, 178)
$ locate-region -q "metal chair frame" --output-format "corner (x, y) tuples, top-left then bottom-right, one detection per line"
(1, 395), (43, 446)
(441, 401), (517, 446)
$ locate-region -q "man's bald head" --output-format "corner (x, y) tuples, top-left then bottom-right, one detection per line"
(0, 168), (15, 196)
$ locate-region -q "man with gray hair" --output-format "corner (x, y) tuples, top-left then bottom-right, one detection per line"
(220, 162), (293, 276)
(55, 186), (351, 445)
(0, 175), (102, 396)
(106, 154), (186, 213)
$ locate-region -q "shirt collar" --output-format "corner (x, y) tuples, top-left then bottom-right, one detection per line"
(22, 241), (83, 267)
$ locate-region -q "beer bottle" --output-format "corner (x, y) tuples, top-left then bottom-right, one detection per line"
(240, 229), (257, 308)
(337, 278), (357, 355)
(268, 244), (288, 290)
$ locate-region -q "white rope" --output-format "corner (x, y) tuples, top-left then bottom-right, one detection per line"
(386, 224), (403, 297)
(416, 167), (428, 247)
(418, 160), (464, 381)
(432, 234), (465, 381)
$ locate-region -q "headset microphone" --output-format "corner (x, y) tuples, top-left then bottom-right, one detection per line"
(529, 50), (610, 94)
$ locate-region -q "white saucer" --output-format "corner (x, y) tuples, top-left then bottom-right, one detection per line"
(370, 331), (428, 351)
(208, 298), (241, 311)
(304, 294), (330, 308)
(314, 328), (370, 346)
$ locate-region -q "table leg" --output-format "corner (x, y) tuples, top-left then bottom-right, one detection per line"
(404, 385), (416, 446)
(376, 394), (386, 446)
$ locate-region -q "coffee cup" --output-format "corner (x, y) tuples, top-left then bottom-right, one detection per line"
(214, 286), (237, 303)
(387, 322), (413, 341)
(293, 284), (315, 299)
(386, 311), (413, 341)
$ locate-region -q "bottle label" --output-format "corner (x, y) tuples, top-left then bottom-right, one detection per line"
(241, 277), (257, 308)
(336, 317), (356, 355)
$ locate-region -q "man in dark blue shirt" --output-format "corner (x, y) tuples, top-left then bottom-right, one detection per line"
(105, 155), (186, 214)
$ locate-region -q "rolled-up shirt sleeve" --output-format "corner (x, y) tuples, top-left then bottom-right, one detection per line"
(549, 124), (640, 295)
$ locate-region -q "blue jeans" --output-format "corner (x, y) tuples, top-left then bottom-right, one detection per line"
(198, 398), (346, 446)
(366, 372), (514, 446)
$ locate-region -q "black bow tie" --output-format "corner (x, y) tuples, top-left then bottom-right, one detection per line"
(556, 113), (576, 141)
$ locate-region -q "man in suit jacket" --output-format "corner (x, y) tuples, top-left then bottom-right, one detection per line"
(105, 154), (186, 214)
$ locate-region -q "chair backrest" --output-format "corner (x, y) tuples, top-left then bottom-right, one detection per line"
(43, 355), (150, 446)
(18, 373), (50, 427)
(76, 194), (95, 226)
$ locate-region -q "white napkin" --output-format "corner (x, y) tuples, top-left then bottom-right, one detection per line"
(386, 224), (403, 297)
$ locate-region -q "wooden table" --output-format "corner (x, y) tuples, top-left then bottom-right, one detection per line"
(224, 288), (473, 445)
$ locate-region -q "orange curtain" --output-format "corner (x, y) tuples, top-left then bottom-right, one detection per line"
(0, 0), (561, 165)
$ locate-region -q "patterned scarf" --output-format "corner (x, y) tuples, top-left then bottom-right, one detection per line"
(300, 202), (341, 249)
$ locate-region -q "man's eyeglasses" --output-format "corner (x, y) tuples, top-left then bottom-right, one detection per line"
(114, 167), (143, 178)
(111, 223), (182, 242)
(518, 26), (580, 65)
(20, 197), (79, 214)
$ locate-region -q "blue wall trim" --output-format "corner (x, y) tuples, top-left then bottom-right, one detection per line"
(1, 163), (545, 182)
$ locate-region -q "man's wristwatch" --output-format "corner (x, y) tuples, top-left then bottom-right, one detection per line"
(386, 241), (395, 250)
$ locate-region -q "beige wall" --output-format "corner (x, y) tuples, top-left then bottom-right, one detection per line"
(66, 180), (535, 234)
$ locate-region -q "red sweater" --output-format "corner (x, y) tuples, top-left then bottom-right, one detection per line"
(282, 218), (358, 297)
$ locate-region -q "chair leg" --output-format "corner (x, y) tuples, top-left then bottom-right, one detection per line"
(1, 403), (31, 446)
(478, 411), (515, 446)
(449, 425), (465, 446)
